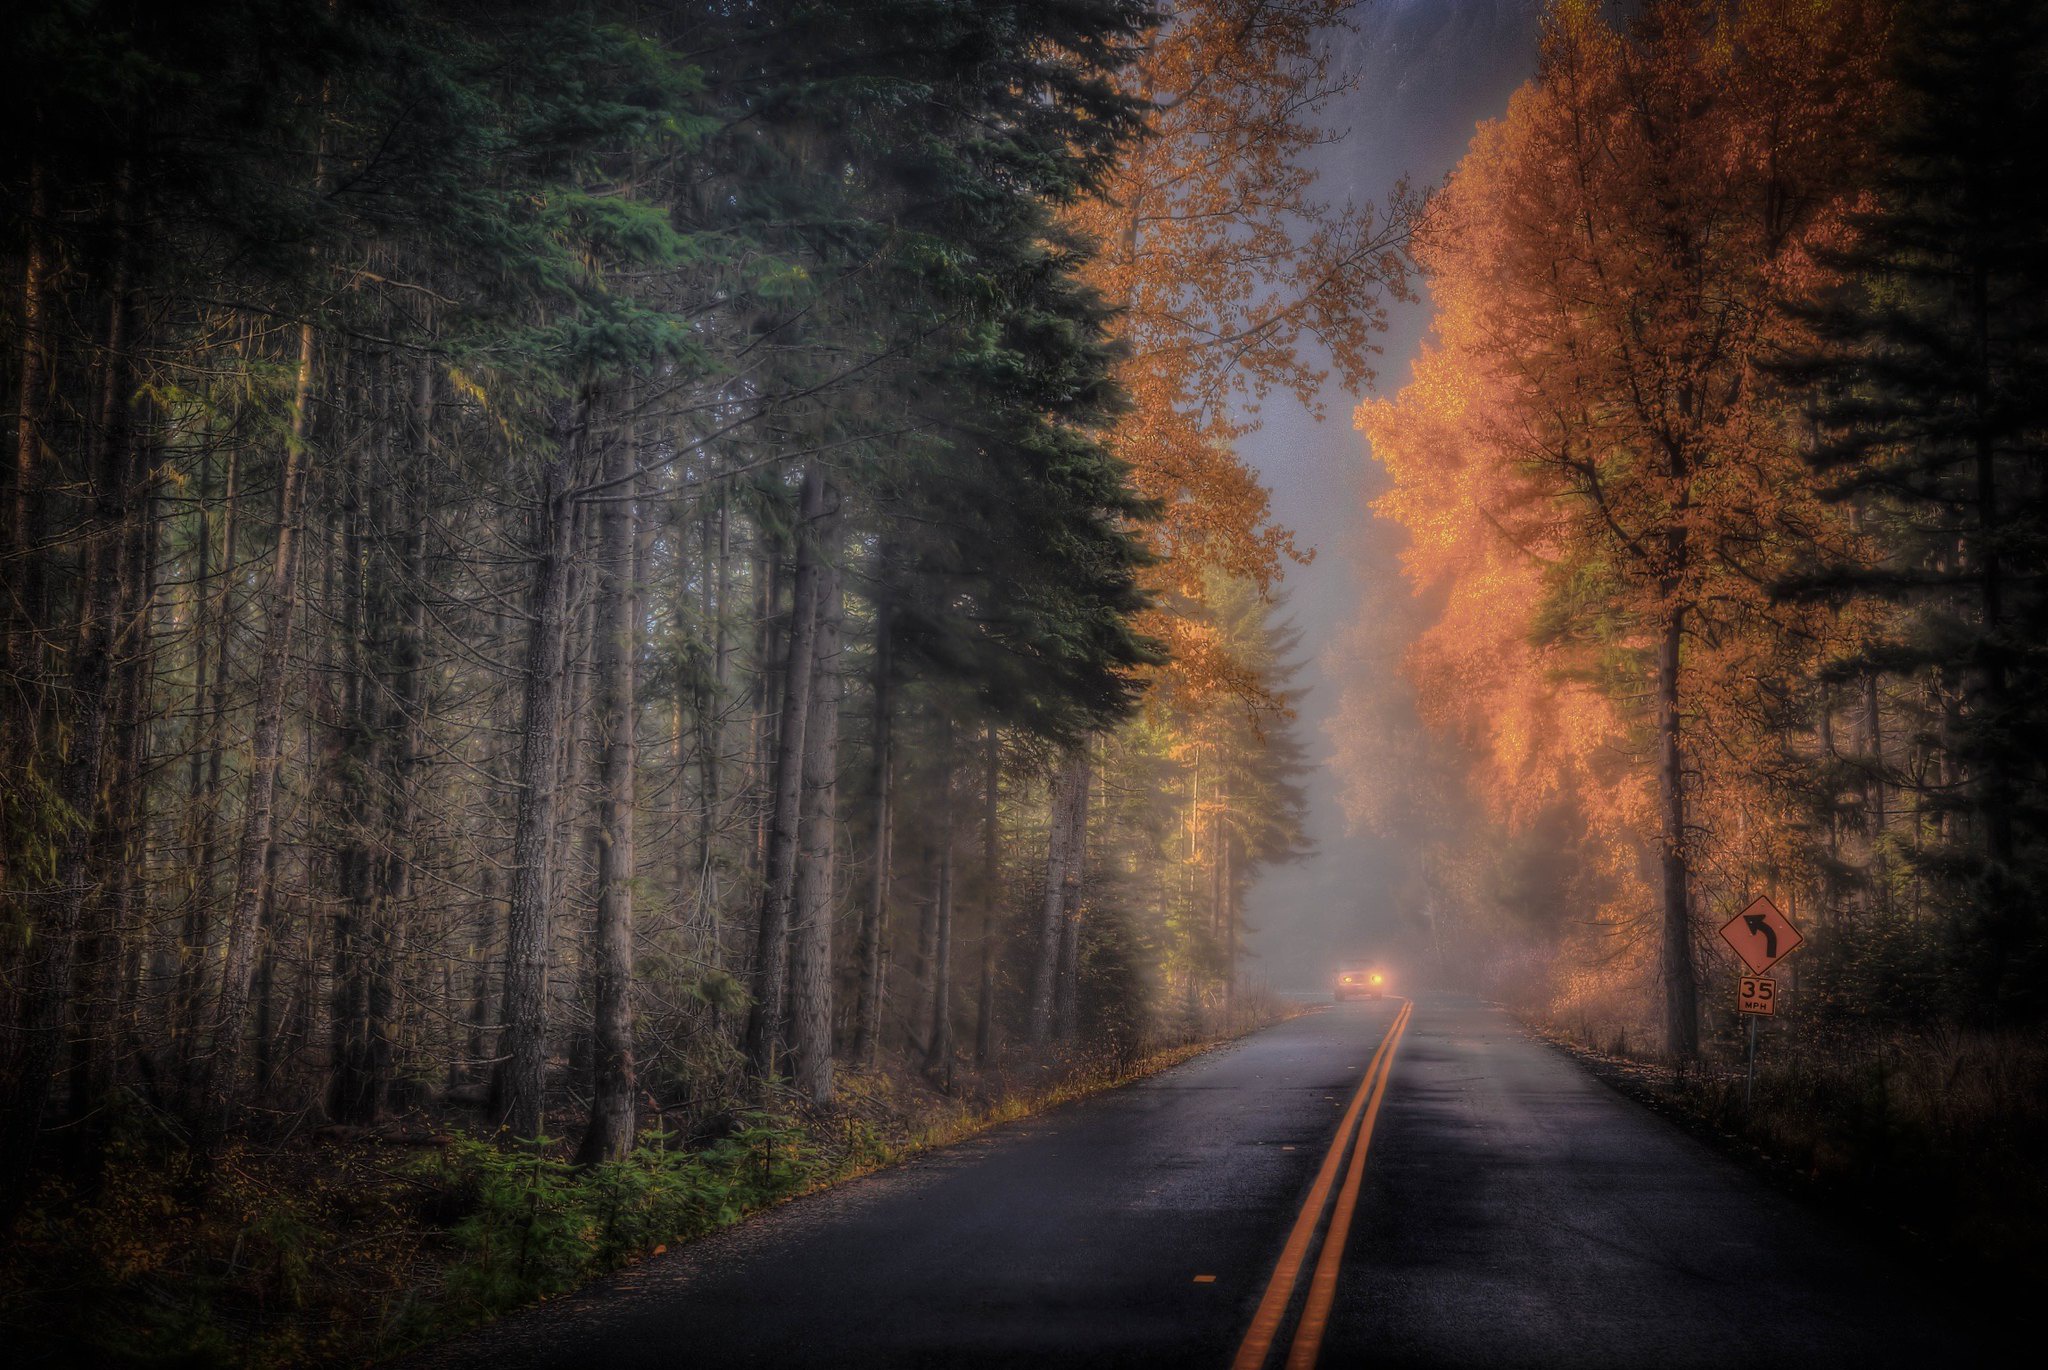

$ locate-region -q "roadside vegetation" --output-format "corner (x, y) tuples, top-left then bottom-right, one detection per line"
(1532, 1016), (2048, 1299)
(3, 992), (1294, 1368)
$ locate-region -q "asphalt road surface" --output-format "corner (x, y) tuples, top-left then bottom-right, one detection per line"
(409, 994), (1994, 1369)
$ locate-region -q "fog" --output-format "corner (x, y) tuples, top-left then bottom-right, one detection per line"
(1236, 0), (1543, 993)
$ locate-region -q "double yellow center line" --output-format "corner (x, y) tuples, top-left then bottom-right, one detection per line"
(1231, 998), (1413, 1370)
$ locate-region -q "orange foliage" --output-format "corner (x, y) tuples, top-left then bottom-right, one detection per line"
(1352, 0), (1890, 1010)
(1067, 0), (1409, 698)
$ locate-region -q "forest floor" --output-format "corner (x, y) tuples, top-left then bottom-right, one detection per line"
(1527, 1012), (2048, 1306)
(0, 1000), (1302, 1370)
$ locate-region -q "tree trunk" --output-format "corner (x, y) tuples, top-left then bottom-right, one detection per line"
(2, 248), (139, 1213)
(176, 445), (241, 1062)
(1221, 829), (1236, 1014)
(6, 156), (50, 697)
(578, 411), (640, 1164)
(743, 462), (828, 1084)
(749, 546), (779, 876)
(788, 529), (842, 1106)
(198, 62), (340, 1124)
(555, 501), (596, 1087)
(924, 726), (957, 1085)
(69, 460), (157, 1126)
(974, 725), (1000, 1068)
(1969, 259), (2012, 873)
(250, 848), (283, 1095)
(1656, 605), (1698, 1061)
(199, 314), (318, 1135)
(702, 481), (734, 965)
(173, 441), (233, 1060)
(367, 356), (432, 1117)
(852, 602), (893, 1067)
(1026, 758), (1082, 1047)
(329, 356), (383, 1124)
(1053, 755), (1091, 1044)
(328, 355), (429, 1121)
(490, 391), (592, 1139)
(911, 842), (940, 1049)
(694, 469), (721, 903)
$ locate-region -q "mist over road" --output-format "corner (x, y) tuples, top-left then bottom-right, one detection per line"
(411, 997), (1982, 1370)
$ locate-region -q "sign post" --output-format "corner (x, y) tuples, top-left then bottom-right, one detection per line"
(1721, 898), (1802, 1113)
(1745, 1015), (1758, 1111)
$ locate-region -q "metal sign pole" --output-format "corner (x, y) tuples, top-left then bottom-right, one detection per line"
(1744, 1013), (1757, 1112)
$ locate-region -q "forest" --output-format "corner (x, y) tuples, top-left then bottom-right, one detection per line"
(1334, 0), (2047, 1279)
(7, 0), (2047, 1361)
(0, 1), (1407, 1361)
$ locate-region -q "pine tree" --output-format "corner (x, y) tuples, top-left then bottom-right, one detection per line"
(1782, 0), (2048, 1014)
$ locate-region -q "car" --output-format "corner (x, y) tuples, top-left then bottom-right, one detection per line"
(1334, 968), (1387, 1002)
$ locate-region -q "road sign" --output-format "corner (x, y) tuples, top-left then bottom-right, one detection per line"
(1738, 975), (1776, 1016)
(1719, 895), (1803, 975)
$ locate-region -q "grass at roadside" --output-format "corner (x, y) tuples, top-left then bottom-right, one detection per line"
(0, 997), (1300, 1369)
(1528, 1013), (2048, 1299)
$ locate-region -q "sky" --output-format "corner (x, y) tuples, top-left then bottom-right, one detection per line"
(1237, 0), (1544, 992)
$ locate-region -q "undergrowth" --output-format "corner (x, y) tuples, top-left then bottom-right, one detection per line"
(397, 1117), (831, 1341)
(1534, 1012), (2048, 1296)
(0, 1001), (1295, 1368)
(0, 1106), (831, 1367)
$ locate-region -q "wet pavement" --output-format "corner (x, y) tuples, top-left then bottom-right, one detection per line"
(407, 994), (1992, 1369)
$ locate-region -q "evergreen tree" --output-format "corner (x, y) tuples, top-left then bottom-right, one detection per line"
(1782, 0), (2048, 1014)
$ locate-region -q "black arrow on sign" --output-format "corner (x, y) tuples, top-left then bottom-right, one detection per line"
(1743, 914), (1777, 959)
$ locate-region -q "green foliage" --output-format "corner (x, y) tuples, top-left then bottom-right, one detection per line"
(1077, 886), (1154, 1069)
(0, 751), (75, 945)
(422, 1119), (820, 1322)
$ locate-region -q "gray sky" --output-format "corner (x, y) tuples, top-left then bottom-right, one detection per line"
(1238, 0), (1542, 992)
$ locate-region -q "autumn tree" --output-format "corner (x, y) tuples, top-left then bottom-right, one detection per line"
(1358, 0), (1886, 1056)
(1068, 0), (1409, 661)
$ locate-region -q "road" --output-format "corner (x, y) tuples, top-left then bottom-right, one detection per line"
(410, 995), (1990, 1369)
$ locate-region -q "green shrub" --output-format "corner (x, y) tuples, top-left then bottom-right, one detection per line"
(422, 1115), (821, 1323)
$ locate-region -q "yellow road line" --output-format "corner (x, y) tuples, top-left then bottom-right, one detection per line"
(1230, 999), (1411, 1370)
(1283, 999), (1411, 1370)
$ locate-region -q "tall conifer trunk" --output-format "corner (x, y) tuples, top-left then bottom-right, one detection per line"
(1971, 261), (2015, 874)
(200, 313), (317, 1136)
(744, 462), (827, 1084)
(6, 157), (50, 698)
(177, 445), (241, 1062)
(1053, 756), (1091, 1044)
(974, 725), (1000, 1067)
(490, 391), (592, 1138)
(72, 488), (154, 1123)
(852, 602), (892, 1067)
(788, 534), (841, 1105)
(579, 409), (639, 1164)
(1027, 758), (1082, 1047)
(368, 356), (432, 1114)
(924, 727), (957, 1086)
(3, 232), (139, 1209)
(329, 352), (385, 1124)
